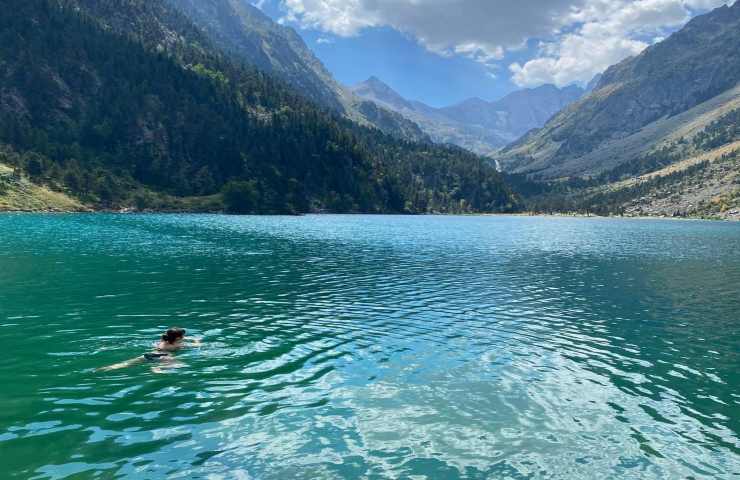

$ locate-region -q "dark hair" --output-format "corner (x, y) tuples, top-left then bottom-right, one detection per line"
(162, 327), (186, 344)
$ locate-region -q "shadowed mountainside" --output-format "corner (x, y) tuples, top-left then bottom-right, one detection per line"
(0, 0), (519, 214)
(166, 0), (428, 142)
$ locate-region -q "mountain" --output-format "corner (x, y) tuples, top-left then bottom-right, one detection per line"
(352, 76), (417, 112)
(165, 0), (426, 142)
(501, 1), (740, 219)
(498, 1), (740, 179)
(168, 0), (586, 157)
(585, 74), (603, 94)
(167, 0), (343, 111)
(0, 0), (519, 214)
(351, 78), (584, 156)
(441, 85), (585, 141)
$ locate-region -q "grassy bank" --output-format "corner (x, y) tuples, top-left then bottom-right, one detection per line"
(0, 164), (89, 212)
(0, 163), (227, 213)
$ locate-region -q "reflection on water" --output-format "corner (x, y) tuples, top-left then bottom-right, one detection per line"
(0, 214), (738, 479)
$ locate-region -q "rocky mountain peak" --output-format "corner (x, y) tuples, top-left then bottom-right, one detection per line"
(351, 77), (413, 110)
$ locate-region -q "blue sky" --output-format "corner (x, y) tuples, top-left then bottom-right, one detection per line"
(255, 0), (730, 107)
(304, 27), (525, 107)
(257, 0), (530, 106)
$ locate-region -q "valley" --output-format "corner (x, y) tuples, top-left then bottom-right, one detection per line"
(0, 0), (737, 220)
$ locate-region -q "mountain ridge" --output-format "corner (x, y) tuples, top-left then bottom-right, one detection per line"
(166, 0), (427, 141)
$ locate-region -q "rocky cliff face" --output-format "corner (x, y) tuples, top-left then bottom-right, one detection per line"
(498, 1), (740, 178)
(351, 78), (585, 156)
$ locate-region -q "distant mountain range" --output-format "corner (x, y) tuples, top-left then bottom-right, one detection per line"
(351, 77), (585, 156)
(74, 0), (595, 156)
(166, 0), (590, 156)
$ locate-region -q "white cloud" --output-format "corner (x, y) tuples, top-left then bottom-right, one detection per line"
(510, 37), (648, 88)
(511, 0), (730, 86)
(278, 0), (731, 87)
(279, 0), (585, 64)
(280, 0), (381, 36)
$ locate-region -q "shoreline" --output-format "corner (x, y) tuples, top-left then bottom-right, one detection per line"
(0, 208), (737, 222)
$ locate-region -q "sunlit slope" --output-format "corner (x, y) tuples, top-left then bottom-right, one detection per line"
(0, 164), (88, 212)
(505, 83), (740, 178)
(497, 1), (740, 179)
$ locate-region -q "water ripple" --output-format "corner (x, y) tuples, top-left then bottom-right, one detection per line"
(0, 214), (738, 479)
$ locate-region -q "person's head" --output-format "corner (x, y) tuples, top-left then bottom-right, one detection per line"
(161, 327), (186, 344)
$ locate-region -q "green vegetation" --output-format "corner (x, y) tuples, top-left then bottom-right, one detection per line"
(600, 144), (683, 182)
(693, 109), (739, 150)
(576, 161), (713, 216)
(222, 180), (262, 214)
(0, 149), (87, 212)
(694, 187), (740, 218)
(0, 0), (519, 214)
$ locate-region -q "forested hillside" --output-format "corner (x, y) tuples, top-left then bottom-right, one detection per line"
(0, 0), (518, 214)
(168, 0), (344, 110)
(164, 0), (427, 141)
(508, 106), (740, 219)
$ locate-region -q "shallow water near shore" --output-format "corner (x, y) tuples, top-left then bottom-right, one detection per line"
(0, 214), (739, 479)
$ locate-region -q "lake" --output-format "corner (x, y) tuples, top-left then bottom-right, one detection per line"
(0, 214), (738, 479)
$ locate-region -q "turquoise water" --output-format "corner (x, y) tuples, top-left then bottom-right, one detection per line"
(0, 214), (739, 479)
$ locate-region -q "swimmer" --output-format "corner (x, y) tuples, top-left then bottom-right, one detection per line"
(98, 327), (201, 372)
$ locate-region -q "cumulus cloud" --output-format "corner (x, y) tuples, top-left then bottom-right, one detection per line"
(511, 0), (730, 86)
(278, 0), (731, 87)
(510, 37), (648, 88)
(279, 0), (585, 64)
